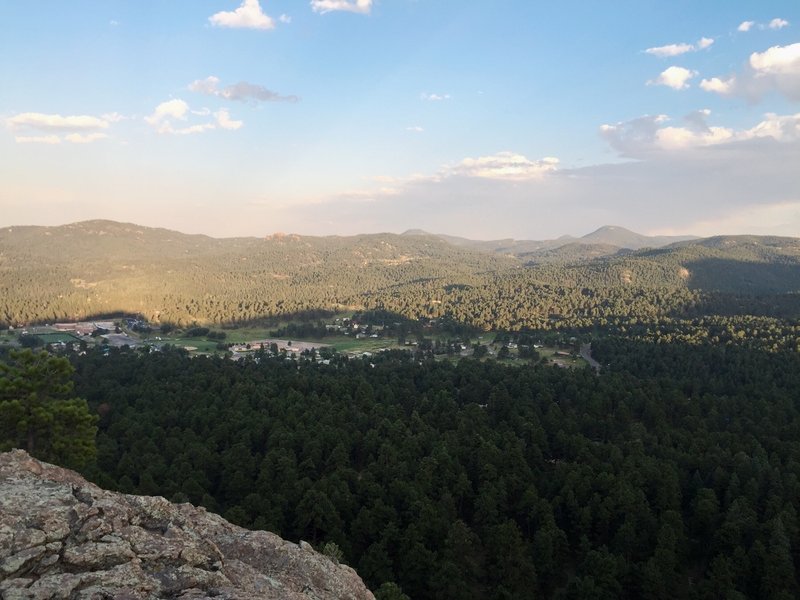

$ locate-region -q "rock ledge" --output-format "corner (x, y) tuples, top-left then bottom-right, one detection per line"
(0, 450), (374, 600)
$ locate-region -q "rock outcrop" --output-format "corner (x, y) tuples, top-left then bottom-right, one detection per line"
(0, 450), (375, 600)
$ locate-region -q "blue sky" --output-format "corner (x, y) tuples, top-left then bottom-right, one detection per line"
(1, 1), (799, 239)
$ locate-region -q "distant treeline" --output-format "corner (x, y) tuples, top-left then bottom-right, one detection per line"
(2, 223), (800, 329)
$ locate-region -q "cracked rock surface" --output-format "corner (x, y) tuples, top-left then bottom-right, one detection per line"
(0, 450), (375, 600)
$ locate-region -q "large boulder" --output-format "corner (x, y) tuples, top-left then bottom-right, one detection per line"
(0, 450), (375, 600)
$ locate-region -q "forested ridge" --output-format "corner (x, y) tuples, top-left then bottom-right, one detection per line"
(3, 221), (800, 597)
(60, 341), (800, 599)
(2, 221), (799, 328)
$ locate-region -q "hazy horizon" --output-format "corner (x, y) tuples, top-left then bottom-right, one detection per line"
(0, 217), (743, 243)
(2, 1), (799, 239)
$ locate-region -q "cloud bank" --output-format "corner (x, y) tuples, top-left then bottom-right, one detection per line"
(267, 107), (800, 239)
(701, 42), (800, 101)
(5, 112), (114, 144)
(600, 110), (800, 157)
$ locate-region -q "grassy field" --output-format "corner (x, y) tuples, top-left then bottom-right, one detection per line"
(3, 321), (590, 370)
(165, 338), (222, 353)
(535, 346), (584, 368)
(34, 332), (83, 344)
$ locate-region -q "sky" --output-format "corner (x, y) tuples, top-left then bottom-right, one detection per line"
(1, 0), (799, 240)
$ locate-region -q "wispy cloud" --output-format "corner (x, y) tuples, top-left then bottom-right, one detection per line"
(145, 99), (242, 135)
(209, 0), (275, 30)
(64, 133), (109, 144)
(768, 18), (789, 30)
(420, 92), (451, 101)
(647, 66), (697, 90)
(311, 0), (372, 14)
(701, 42), (800, 101)
(189, 76), (299, 103)
(644, 37), (714, 58)
(406, 125), (424, 132)
(737, 18), (790, 32)
(446, 152), (559, 181)
(279, 14), (291, 24)
(5, 111), (114, 144)
(14, 135), (62, 145)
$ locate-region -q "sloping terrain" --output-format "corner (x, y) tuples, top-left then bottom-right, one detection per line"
(1, 221), (798, 327)
(0, 449), (374, 600)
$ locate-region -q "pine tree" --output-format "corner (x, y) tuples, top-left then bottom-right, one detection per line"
(0, 349), (97, 468)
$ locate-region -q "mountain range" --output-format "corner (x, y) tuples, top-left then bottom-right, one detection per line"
(1, 220), (799, 327)
(402, 225), (698, 258)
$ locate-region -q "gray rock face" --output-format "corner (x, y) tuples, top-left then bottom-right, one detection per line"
(0, 450), (375, 600)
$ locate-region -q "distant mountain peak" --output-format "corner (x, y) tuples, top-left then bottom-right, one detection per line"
(580, 225), (695, 250)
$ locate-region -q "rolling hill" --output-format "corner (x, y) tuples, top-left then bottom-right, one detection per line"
(1, 221), (798, 327)
(402, 225), (696, 257)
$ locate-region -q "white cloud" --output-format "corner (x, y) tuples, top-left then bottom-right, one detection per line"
(64, 133), (109, 144)
(600, 110), (800, 157)
(446, 152), (559, 181)
(645, 43), (692, 58)
(146, 99), (242, 135)
(209, 0), (275, 30)
(697, 37), (714, 50)
(406, 125), (424, 132)
(145, 99), (190, 126)
(311, 0), (372, 14)
(279, 14), (291, 23)
(769, 18), (789, 30)
(188, 76), (220, 96)
(189, 76), (299, 103)
(6, 113), (110, 132)
(739, 18), (790, 32)
(742, 112), (800, 142)
(644, 37), (714, 57)
(749, 43), (800, 75)
(5, 111), (115, 144)
(421, 92), (451, 101)
(14, 135), (62, 145)
(101, 112), (126, 123)
(647, 66), (697, 90)
(701, 42), (800, 101)
(215, 108), (243, 130)
(699, 76), (736, 94)
(654, 125), (734, 150)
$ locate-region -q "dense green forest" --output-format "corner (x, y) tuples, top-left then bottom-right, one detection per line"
(40, 341), (798, 599)
(2, 221), (799, 329)
(3, 220), (800, 597)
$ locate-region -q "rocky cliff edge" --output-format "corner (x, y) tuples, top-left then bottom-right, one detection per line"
(0, 450), (375, 600)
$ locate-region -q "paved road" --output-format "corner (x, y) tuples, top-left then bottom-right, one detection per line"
(580, 343), (601, 372)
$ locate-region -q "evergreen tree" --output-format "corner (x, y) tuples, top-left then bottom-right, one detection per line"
(0, 349), (97, 468)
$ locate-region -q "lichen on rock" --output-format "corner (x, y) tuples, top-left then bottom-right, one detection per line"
(0, 449), (375, 600)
